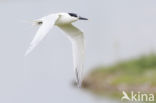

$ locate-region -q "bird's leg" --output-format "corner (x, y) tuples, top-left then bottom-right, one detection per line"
(75, 68), (81, 88)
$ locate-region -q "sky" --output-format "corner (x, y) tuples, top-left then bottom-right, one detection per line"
(0, 0), (156, 103)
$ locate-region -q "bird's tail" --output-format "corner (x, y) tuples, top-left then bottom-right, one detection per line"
(20, 19), (42, 26)
(32, 19), (43, 26)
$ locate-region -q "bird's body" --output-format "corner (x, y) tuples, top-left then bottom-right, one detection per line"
(34, 13), (78, 26)
(25, 12), (88, 87)
(56, 13), (77, 25)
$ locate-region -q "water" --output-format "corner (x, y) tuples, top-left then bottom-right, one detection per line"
(0, 0), (156, 103)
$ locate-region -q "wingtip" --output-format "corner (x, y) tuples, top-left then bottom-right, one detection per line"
(24, 47), (32, 56)
(24, 44), (35, 56)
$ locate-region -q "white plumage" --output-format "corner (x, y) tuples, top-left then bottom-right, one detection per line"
(25, 12), (88, 87)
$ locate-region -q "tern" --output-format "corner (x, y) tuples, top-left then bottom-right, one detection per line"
(25, 12), (88, 87)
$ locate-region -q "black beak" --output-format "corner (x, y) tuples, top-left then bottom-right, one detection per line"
(79, 16), (88, 20)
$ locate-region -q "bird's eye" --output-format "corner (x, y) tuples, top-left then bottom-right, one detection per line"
(68, 13), (78, 17)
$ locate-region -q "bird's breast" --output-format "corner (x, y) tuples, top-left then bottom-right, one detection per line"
(55, 16), (75, 25)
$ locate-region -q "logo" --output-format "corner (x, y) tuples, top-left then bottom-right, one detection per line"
(121, 91), (155, 102)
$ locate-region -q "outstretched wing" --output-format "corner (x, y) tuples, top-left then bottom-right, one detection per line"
(25, 14), (59, 56)
(58, 24), (85, 87)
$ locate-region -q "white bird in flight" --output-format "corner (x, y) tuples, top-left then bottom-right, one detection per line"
(25, 12), (88, 87)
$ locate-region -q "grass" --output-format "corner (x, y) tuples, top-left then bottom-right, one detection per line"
(82, 53), (156, 99)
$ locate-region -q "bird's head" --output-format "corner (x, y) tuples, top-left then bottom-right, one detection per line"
(56, 12), (88, 25)
(68, 13), (88, 22)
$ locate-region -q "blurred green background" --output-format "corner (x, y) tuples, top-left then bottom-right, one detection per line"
(82, 53), (156, 99)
